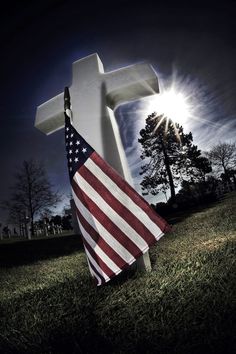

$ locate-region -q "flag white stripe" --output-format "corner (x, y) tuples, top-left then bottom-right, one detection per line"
(77, 219), (122, 275)
(83, 244), (110, 282)
(84, 158), (163, 237)
(74, 172), (149, 251)
(86, 255), (102, 286)
(82, 241), (101, 283)
(72, 189), (135, 264)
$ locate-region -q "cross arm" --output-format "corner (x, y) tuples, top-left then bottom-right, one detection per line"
(35, 92), (64, 135)
(104, 63), (159, 110)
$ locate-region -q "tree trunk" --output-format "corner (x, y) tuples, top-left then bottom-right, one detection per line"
(162, 140), (176, 202)
(30, 218), (34, 237)
(223, 165), (231, 184)
(233, 173), (236, 188)
(25, 163), (35, 236)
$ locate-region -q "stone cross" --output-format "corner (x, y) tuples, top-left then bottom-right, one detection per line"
(35, 53), (159, 271)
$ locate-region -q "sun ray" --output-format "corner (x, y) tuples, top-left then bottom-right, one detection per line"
(165, 117), (169, 134)
(153, 115), (165, 134)
(173, 122), (181, 143)
(140, 79), (196, 141)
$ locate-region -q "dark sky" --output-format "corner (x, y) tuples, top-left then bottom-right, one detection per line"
(1, 0), (235, 223)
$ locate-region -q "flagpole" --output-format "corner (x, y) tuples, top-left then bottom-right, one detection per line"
(64, 87), (81, 236)
(64, 86), (71, 111)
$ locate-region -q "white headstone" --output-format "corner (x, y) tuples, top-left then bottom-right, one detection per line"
(35, 53), (159, 270)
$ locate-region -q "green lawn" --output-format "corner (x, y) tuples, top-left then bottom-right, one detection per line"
(0, 193), (235, 354)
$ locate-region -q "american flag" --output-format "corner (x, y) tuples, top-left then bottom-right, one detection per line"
(65, 107), (171, 286)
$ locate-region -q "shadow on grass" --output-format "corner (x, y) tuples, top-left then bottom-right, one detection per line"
(0, 242), (235, 354)
(0, 234), (84, 268)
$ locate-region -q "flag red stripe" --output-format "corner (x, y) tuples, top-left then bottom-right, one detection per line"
(75, 205), (128, 270)
(91, 152), (171, 233)
(82, 236), (114, 279)
(86, 255), (105, 285)
(72, 179), (142, 257)
(79, 164), (157, 245)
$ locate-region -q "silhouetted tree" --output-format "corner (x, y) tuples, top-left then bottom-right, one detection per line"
(139, 113), (211, 202)
(4, 159), (61, 236)
(62, 215), (73, 230)
(206, 142), (236, 182)
(52, 215), (62, 226)
(190, 156), (212, 182)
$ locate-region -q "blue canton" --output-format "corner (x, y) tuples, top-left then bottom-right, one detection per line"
(65, 114), (94, 180)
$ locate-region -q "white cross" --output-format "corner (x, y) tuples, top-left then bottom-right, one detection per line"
(35, 53), (159, 183)
(35, 53), (159, 271)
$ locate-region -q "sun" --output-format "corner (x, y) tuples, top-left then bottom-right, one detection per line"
(134, 73), (204, 140)
(146, 88), (192, 126)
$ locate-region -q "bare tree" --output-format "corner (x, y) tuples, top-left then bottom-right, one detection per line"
(206, 142), (236, 182)
(4, 159), (61, 236)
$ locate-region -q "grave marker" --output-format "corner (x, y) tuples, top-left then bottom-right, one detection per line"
(35, 53), (159, 271)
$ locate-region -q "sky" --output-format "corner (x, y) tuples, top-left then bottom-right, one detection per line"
(1, 0), (235, 223)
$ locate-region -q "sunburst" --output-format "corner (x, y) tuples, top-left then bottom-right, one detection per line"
(144, 85), (195, 142)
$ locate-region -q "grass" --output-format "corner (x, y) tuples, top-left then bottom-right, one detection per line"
(0, 193), (235, 354)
